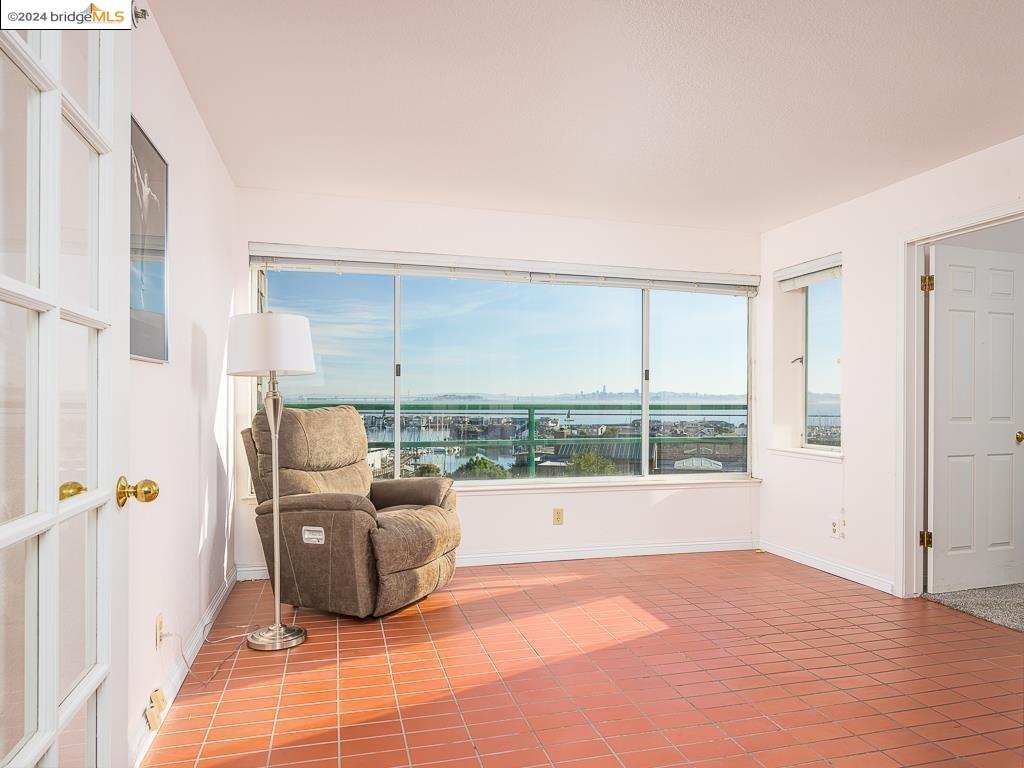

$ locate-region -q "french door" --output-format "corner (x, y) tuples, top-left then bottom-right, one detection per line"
(0, 30), (129, 768)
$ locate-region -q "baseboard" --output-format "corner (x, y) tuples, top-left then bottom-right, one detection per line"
(130, 565), (238, 768)
(758, 539), (894, 594)
(236, 563), (269, 581)
(457, 538), (755, 566)
(238, 541), (892, 594)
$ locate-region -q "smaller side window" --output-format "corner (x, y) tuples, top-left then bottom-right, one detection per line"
(804, 277), (842, 448)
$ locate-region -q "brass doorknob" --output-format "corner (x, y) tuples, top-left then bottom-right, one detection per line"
(58, 481), (86, 501)
(1017, 431), (1024, 445)
(116, 476), (160, 507)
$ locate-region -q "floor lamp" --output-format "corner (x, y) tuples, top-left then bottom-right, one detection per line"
(227, 312), (316, 651)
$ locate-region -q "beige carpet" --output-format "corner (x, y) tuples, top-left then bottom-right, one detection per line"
(924, 583), (1024, 632)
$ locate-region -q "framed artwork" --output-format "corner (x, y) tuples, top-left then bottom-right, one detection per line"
(130, 118), (169, 362)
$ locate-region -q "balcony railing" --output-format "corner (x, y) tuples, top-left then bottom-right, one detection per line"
(284, 401), (748, 479)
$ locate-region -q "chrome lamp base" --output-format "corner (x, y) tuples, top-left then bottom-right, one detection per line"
(246, 623), (307, 652)
(248, 373), (307, 652)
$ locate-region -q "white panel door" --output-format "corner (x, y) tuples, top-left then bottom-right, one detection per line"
(0, 30), (130, 768)
(931, 243), (1024, 592)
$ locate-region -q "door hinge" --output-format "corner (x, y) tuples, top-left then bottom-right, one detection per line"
(920, 274), (935, 292)
(919, 530), (933, 548)
(644, 369), (649, 381)
(395, 363), (401, 376)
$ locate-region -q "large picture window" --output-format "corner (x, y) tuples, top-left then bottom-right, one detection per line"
(258, 258), (753, 482)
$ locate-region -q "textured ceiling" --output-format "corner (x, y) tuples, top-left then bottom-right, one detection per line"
(148, 0), (1024, 232)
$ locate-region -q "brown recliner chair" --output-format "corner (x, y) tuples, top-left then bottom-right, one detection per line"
(241, 405), (460, 618)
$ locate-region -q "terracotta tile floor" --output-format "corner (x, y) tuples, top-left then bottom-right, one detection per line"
(142, 552), (1024, 768)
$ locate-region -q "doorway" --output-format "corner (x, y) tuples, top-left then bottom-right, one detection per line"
(913, 216), (1024, 621)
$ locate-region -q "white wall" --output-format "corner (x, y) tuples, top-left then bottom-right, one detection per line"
(127, 15), (240, 756)
(456, 480), (758, 564)
(756, 134), (1024, 595)
(232, 188), (761, 574)
(237, 479), (759, 577)
(239, 187), (761, 274)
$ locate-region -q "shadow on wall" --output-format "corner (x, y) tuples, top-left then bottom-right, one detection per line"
(218, 296), (238, 581)
(190, 321), (229, 586)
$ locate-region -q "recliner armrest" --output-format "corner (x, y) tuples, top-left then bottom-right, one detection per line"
(255, 492), (377, 519)
(369, 477), (454, 509)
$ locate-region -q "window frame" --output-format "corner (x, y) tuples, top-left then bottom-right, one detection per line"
(247, 250), (758, 488)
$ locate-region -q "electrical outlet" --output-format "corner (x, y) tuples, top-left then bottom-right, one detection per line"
(144, 703), (161, 731)
(155, 613), (164, 650)
(830, 514), (841, 539)
(553, 507), (564, 525)
(150, 688), (167, 713)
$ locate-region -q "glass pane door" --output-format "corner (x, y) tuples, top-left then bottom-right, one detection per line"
(0, 28), (123, 768)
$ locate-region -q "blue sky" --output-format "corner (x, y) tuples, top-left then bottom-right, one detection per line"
(806, 277), (842, 395)
(267, 271), (752, 399)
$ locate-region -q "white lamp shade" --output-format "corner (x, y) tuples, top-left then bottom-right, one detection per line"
(226, 312), (316, 377)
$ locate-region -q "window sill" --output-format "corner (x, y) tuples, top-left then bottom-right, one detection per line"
(454, 474), (760, 495)
(238, 475), (761, 503)
(767, 447), (843, 463)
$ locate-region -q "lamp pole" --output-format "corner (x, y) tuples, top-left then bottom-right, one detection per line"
(267, 371), (283, 632)
(226, 311), (314, 652)
(246, 370), (307, 651)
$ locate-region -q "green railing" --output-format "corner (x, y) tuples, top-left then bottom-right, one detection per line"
(285, 401), (748, 477)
